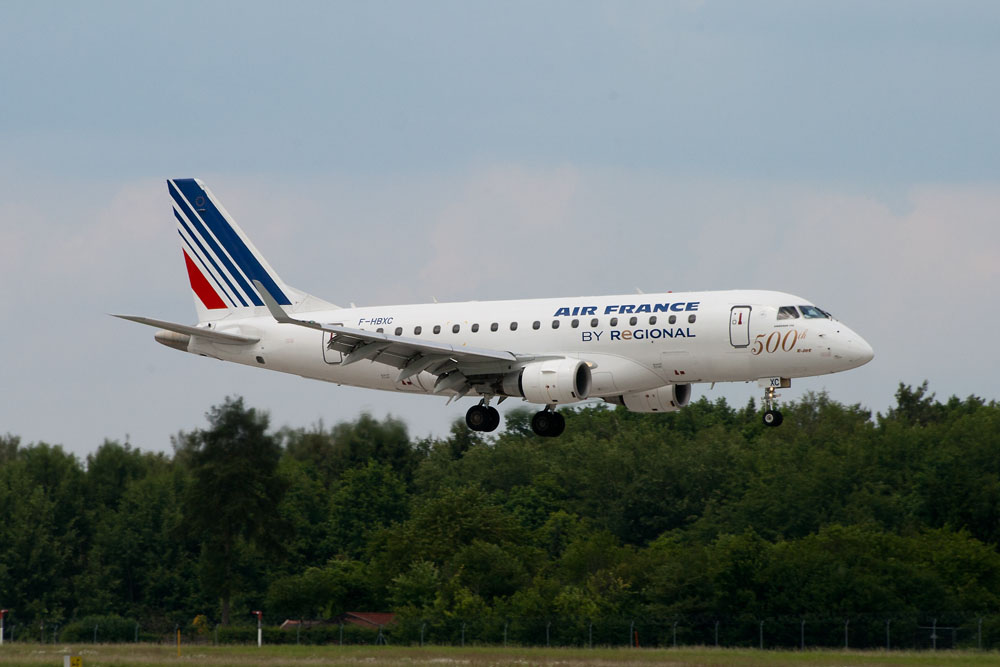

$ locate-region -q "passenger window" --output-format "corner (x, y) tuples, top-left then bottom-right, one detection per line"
(394, 327), (402, 336)
(472, 323), (479, 333)
(414, 326), (422, 335)
(491, 322), (499, 332)
(377, 328), (384, 333)
(629, 316), (637, 326)
(510, 322), (518, 331)
(433, 325), (441, 334)
(571, 319), (579, 328)
(688, 314), (696, 324)
(532, 321), (540, 330)
(778, 306), (800, 320)
(668, 315), (676, 325)
(610, 317), (618, 326)
(590, 318), (599, 327)
(452, 324), (460, 333)
(649, 316), (657, 325)
(552, 320), (560, 329)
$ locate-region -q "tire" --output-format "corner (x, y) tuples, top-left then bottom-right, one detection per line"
(549, 411), (566, 437)
(762, 410), (784, 427)
(531, 410), (564, 437)
(466, 405), (489, 431)
(484, 407), (501, 432)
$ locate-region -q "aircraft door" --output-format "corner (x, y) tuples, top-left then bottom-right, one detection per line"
(322, 329), (343, 364)
(730, 306), (751, 348)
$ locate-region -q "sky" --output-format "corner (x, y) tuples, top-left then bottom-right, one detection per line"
(2, 1), (999, 459)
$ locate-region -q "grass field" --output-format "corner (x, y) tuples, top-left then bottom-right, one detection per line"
(2, 644), (1000, 667)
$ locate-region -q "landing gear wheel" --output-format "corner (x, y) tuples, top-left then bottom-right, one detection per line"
(466, 404), (502, 432)
(466, 405), (490, 431)
(484, 406), (501, 432)
(762, 409), (783, 427)
(531, 410), (565, 437)
(760, 383), (785, 428)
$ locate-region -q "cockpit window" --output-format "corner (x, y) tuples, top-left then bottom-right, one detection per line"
(777, 306), (800, 320)
(799, 305), (831, 319)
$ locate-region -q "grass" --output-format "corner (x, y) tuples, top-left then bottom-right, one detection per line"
(2, 643), (1000, 667)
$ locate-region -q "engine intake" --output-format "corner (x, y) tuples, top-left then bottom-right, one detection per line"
(501, 359), (592, 405)
(609, 383), (692, 413)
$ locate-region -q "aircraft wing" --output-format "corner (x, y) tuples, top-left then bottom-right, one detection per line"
(253, 280), (536, 390)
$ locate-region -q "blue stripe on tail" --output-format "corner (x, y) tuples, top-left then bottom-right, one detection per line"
(170, 179), (291, 306)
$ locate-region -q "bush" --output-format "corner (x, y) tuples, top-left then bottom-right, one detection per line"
(60, 615), (140, 643)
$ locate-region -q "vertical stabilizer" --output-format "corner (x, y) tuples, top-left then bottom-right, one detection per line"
(167, 178), (330, 322)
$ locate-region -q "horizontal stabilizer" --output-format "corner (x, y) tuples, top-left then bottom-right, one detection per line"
(112, 315), (260, 345)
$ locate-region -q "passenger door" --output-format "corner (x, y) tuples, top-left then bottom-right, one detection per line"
(729, 306), (751, 348)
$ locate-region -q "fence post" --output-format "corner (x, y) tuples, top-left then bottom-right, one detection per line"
(135, 622), (139, 643)
(214, 624), (219, 646)
(759, 620), (764, 650)
(800, 619), (805, 650)
(461, 622), (465, 648)
(503, 621), (507, 648)
(714, 620), (719, 648)
(588, 621), (592, 649)
(339, 622), (344, 646)
(53, 624), (59, 644)
(978, 617), (983, 650)
(94, 624), (98, 644)
(885, 619), (890, 650)
(296, 622), (300, 645)
(844, 619), (849, 650)
(628, 620), (634, 648)
(931, 618), (937, 651)
(420, 621), (425, 647)
(672, 620), (678, 648)
(545, 621), (550, 647)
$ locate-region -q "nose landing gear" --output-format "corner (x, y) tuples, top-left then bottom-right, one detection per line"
(531, 407), (565, 437)
(466, 400), (501, 432)
(762, 385), (783, 427)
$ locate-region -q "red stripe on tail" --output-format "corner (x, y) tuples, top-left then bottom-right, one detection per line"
(183, 250), (227, 310)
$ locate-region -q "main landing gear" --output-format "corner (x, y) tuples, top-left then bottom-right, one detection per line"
(531, 408), (565, 438)
(466, 401), (501, 432)
(464, 400), (565, 437)
(762, 385), (784, 427)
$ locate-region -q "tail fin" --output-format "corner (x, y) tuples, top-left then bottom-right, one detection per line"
(168, 178), (333, 322)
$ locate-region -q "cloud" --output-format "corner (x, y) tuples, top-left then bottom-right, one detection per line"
(417, 165), (581, 299)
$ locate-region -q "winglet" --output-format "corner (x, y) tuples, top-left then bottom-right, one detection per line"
(253, 279), (295, 324)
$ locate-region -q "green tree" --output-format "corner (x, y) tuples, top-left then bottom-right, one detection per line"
(181, 397), (289, 624)
(325, 460), (408, 559)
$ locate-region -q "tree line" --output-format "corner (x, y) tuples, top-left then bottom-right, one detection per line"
(2, 383), (1000, 646)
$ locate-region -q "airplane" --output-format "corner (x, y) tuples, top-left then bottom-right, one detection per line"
(116, 178), (874, 437)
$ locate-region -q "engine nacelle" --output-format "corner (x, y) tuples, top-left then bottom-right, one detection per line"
(610, 383), (692, 413)
(501, 359), (592, 404)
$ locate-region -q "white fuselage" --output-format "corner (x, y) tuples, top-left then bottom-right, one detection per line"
(188, 289), (873, 400)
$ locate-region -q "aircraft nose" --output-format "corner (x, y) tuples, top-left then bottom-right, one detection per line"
(843, 332), (874, 367)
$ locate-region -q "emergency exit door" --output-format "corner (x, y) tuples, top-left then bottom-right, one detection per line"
(730, 306), (751, 348)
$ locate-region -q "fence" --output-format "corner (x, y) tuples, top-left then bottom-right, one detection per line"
(3, 613), (1000, 650)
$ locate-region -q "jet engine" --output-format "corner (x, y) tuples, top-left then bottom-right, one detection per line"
(608, 383), (692, 413)
(501, 359), (592, 404)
